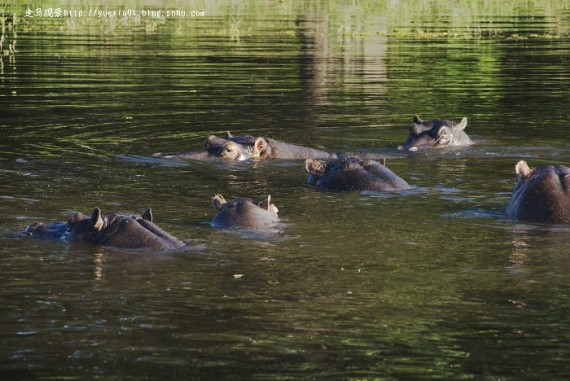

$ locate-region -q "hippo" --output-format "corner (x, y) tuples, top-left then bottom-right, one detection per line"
(505, 160), (570, 224)
(399, 115), (472, 151)
(211, 194), (279, 229)
(26, 208), (186, 250)
(305, 154), (411, 192)
(198, 132), (336, 161)
(25, 221), (69, 240)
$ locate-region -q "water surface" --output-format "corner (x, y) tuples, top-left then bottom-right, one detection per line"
(1, 1), (570, 379)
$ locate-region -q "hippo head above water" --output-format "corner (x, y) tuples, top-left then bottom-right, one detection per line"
(25, 221), (69, 240)
(211, 194), (279, 229)
(26, 208), (185, 250)
(305, 154), (411, 192)
(66, 208), (186, 250)
(399, 115), (472, 151)
(204, 132), (262, 161)
(505, 160), (570, 224)
(203, 132), (335, 161)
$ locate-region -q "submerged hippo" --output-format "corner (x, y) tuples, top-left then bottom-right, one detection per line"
(399, 115), (472, 151)
(26, 208), (185, 250)
(25, 221), (69, 240)
(211, 194), (279, 229)
(305, 154), (411, 192)
(197, 132), (335, 161)
(505, 160), (570, 224)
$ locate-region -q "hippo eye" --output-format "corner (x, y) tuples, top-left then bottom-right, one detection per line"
(410, 125), (423, 136)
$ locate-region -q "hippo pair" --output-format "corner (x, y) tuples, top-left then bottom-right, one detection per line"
(305, 155), (570, 224)
(193, 115), (472, 160)
(400, 117), (569, 223)
(301, 115), (469, 190)
(398, 116), (569, 223)
(26, 195), (281, 250)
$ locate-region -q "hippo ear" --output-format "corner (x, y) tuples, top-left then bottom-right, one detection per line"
(142, 209), (153, 222)
(261, 195), (279, 214)
(410, 124), (424, 136)
(68, 211), (86, 225)
(212, 194), (227, 210)
(413, 115), (422, 124)
(305, 159), (326, 176)
(91, 208), (104, 231)
(261, 195), (271, 211)
(379, 157), (386, 166)
(254, 137), (268, 155)
(456, 117), (468, 131)
(515, 160), (532, 179)
(204, 135), (218, 151)
(225, 131), (233, 139)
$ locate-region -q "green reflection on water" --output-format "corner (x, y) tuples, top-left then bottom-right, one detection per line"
(3, 0), (570, 39)
(1, 1), (570, 380)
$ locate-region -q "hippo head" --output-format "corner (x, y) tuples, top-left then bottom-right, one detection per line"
(399, 115), (469, 151)
(305, 158), (327, 187)
(305, 154), (409, 192)
(211, 194), (279, 229)
(204, 132), (271, 161)
(306, 155), (381, 191)
(24, 208), (184, 250)
(66, 208), (153, 242)
(65, 208), (184, 250)
(24, 221), (69, 240)
(506, 161), (570, 224)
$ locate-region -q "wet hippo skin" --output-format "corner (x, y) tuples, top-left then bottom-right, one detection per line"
(200, 132), (336, 161)
(399, 115), (472, 151)
(505, 160), (570, 224)
(26, 208), (185, 250)
(211, 194), (279, 229)
(305, 154), (411, 192)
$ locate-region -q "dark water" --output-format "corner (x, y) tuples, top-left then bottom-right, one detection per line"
(1, 2), (570, 380)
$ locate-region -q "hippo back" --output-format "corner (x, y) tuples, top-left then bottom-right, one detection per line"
(306, 155), (410, 192)
(202, 133), (335, 160)
(506, 162), (570, 224)
(97, 217), (185, 250)
(212, 198), (279, 229)
(68, 209), (185, 250)
(263, 138), (336, 160)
